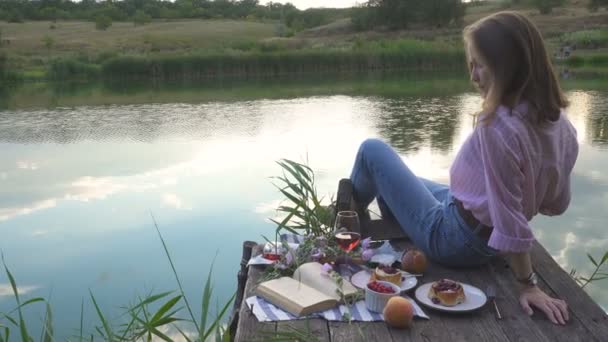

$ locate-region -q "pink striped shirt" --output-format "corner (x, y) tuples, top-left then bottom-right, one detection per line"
(450, 102), (578, 253)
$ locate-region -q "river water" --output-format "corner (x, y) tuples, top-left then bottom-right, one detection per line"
(0, 78), (606, 337)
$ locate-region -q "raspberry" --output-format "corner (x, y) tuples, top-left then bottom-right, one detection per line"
(368, 281), (395, 294)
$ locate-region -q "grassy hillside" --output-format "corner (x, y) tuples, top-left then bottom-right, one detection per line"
(0, 20), (276, 67)
(0, 1), (606, 81)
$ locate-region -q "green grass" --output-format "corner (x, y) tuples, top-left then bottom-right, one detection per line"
(560, 29), (608, 49)
(0, 219), (235, 341)
(4, 29), (467, 81)
(556, 52), (608, 78)
(0, 19), (276, 59)
(93, 38), (466, 81)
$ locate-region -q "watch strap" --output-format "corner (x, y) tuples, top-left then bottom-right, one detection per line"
(517, 271), (538, 286)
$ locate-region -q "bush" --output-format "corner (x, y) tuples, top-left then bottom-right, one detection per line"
(532, 0), (566, 14)
(562, 30), (608, 49)
(422, 0), (465, 27)
(95, 51), (118, 64)
(133, 10), (152, 26)
(48, 58), (101, 81)
(589, 55), (608, 67)
(0, 54), (22, 86)
(7, 10), (24, 23)
(351, 0), (464, 31)
(351, 6), (375, 31)
(95, 14), (112, 30)
(588, 0), (608, 12)
(565, 56), (585, 67)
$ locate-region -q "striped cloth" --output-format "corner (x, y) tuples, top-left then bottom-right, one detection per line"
(246, 234), (429, 322)
(245, 295), (429, 322)
(280, 233), (306, 244)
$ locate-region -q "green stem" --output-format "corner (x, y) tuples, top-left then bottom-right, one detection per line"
(581, 265), (602, 289)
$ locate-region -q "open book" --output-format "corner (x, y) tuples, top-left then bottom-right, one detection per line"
(255, 262), (359, 317)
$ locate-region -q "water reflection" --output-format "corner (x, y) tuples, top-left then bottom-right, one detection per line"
(375, 97), (462, 153)
(0, 87), (606, 338)
(586, 92), (608, 146)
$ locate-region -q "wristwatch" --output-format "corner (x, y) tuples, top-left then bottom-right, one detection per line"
(517, 271), (538, 287)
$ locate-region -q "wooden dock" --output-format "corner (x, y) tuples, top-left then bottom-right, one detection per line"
(229, 180), (608, 341)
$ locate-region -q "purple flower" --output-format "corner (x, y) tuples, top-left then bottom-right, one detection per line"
(362, 248), (374, 261)
(275, 262), (288, 270)
(285, 250), (294, 266)
(311, 248), (325, 262)
(361, 237), (372, 250)
(321, 263), (333, 274)
(315, 236), (327, 248)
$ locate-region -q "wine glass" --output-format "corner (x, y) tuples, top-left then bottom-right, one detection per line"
(262, 241), (284, 261)
(334, 211), (361, 252)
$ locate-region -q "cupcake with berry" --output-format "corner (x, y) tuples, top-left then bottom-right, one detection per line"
(370, 265), (402, 286)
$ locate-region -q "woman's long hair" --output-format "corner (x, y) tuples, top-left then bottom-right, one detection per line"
(464, 11), (568, 124)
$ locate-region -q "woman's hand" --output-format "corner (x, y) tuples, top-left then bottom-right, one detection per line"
(519, 285), (569, 325)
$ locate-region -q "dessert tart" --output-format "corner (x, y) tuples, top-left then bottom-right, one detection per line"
(427, 279), (466, 306)
(370, 265), (401, 286)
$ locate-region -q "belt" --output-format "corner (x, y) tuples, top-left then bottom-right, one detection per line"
(454, 197), (493, 242)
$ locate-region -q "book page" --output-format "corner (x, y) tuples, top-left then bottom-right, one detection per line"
(255, 277), (337, 316)
(292, 262), (358, 302)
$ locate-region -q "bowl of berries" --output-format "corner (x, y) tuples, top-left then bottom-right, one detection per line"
(365, 280), (401, 313)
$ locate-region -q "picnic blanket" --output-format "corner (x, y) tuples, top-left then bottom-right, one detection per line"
(246, 234), (429, 322)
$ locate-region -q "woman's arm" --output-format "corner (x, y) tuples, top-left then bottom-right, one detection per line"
(508, 251), (569, 325)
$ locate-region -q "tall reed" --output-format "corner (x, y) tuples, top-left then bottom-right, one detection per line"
(100, 39), (465, 81)
(0, 219), (235, 341)
(47, 59), (101, 81)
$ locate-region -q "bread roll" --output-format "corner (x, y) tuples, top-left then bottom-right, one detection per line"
(370, 266), (401, 286)
(427, 279), (465, 306)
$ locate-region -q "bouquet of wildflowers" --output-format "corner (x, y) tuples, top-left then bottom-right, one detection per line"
(261, 235), (378, 281)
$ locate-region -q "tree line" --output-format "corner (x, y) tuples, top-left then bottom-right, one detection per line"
(0, 0), (349, 32)
(352, 0), (465, 31)
(349, 0), (608, 31)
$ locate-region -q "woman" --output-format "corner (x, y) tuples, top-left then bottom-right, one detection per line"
(350, 11), (577, 325)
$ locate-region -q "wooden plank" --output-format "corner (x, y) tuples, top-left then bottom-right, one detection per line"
(329, 321), (393, 342)
(276, 319), (330, 342)
(229, 241), (257, 338)
(371, 220), (605, 341)
(500, 245), (595, 342)
(530, 278), (594, 342)
(465, 258), (552, 342)
(384, 240), (447, 342)
(363, 219), (407, 240)
(530, 242), (608, 341)
(234, 246), (276, 341)
(235, 210), (607, 341)
(383, 240), (507, 342)
(336, 178), (354, 213)
(482, 252), (599, 342)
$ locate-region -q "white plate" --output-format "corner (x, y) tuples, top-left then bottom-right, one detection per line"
(350, 270), (417, 292)
(414, 282), (487, 313)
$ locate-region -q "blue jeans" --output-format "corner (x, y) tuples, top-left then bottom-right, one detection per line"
(350, 138), (498, 267)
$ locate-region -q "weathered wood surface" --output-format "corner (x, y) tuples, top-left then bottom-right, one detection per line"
(233, 179), (607, 341)
(233, 245), (276, 342)
(234, 235), (606, 342)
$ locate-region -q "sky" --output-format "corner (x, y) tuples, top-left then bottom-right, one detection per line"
(261, 0), (362, 10)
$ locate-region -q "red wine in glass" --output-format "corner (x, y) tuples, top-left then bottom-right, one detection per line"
(334, 211), (361, 252)
(262, 242), (284, 261)
(262, 252), (281, 261)
(335, 232), (361, 252)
